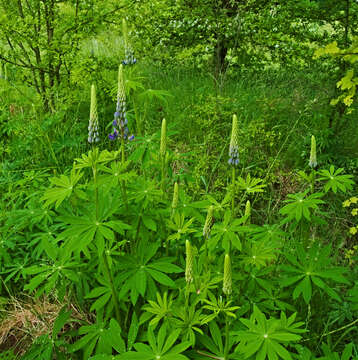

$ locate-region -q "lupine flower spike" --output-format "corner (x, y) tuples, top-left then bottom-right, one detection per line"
(228, 114), (239, 166)
(185, 240), (194, 284)
(309, 135), (317, 168)
(245, 200), (251, 224)
(223, 254), (232, 296)
(160, 118), (167, 193)
(160, 118), (167, 158)
(172, 182), (179, 211)
(203, 205), (214, 238)
(109, 65), (134, 142)
(88, 84), (100, 143)
(122, 19), (137, 65)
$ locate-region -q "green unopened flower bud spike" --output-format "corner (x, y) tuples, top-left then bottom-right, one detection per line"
(203, 205), (214, 272)
(309, 135), (317, 169)
(223, 254), (232, 296)
(88, 84), (100, 144)
(185, 240), (194, 284)
(203, 205), (214, 238)
(160, 118), (167, 193)
(244, 200), (251, 224)
(229, 114), (239, 215)
(309, 135), (317, 193)
(223, 254), (232, 360)
(160, 118), (167, 158)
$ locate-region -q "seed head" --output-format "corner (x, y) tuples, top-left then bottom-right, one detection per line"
(88, 84), (100, 143)
(309, 135), (317, 168)
(185, 240), (194, 284)
(223, 254), (232, 295)
(160, 118), (167, 158)
(229, 114), (239, 166)
(203, 205), (214, 238)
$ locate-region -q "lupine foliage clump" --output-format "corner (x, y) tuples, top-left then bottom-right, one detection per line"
(0, 5), (358, 360)
(0, 71), (357, 358)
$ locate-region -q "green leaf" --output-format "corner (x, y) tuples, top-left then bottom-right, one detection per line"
(146, 268), (176, 287)
(52, 307), (71, 339)
(269, 339), (292, 360)
(90, 293), (111, 312)
(142, 216), (157, 231)
(135, 269), (147, 296)
(42, 169), (83, 208)
(128, 312), (139, 351)
(108, 319), (126, 354)
(148, 261), (182, 273)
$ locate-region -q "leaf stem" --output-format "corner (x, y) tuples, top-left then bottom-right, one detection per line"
(196, 350), (224, 360)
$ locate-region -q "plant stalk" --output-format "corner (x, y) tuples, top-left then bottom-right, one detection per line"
(93, 156), (121, 323)
(231, 167), (236, 216)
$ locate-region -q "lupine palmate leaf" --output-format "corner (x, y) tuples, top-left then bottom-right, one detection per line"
(117, 324), (190, 360)
(41, 169), (83, 208)
(279, 190), (324, 223)
(235, 306), (304, 360)
(116, 243), (182, 305)
(317, 165), (355, 194)
(236, 174), (266, 194)
(280, 243), (349, 304)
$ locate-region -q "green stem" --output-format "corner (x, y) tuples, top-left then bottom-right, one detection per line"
(166, 237), (169, 256)
(204, 235), (209, 274)
(133, 203), (144, 254)
(196, 350), (223, 360)
(224, 316), (230, 360)
(93, 163), (99, 220)
(224, 292), (232, 360)
(120, 137), (129, 211)
(44, 132), (61, 171)
(121, 136), (125, 164)
(185, 282), (190, 312)
(103, 252), (121, 322)
(310, 169), (316, 194)
(93, 155), (120, 323)
(161, 155), (166, 194)
(231, 167), (236, 216)
(133, 95), (141, 136)
(303, 318), (358, 342)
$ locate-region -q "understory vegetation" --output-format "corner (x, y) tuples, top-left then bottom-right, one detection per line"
(0, 0), (357, 359)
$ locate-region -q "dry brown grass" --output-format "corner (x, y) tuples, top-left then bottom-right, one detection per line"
(0, 296), (85, 355)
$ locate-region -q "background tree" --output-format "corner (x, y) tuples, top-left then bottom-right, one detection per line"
(0, 0), (132, 111)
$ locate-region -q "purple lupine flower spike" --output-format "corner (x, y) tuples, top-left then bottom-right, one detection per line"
(228, 114), (239, 166)
(109, 64), (135, 142)
(122, 19), (137, 66)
